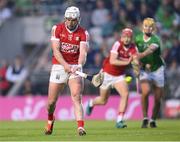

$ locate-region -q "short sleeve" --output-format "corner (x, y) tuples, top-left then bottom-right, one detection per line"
(110, 41), (120, 54)
(133, 45), (139, 54)
(80, 30), (89, 47)
(80, 30), (89, 42)
(150, 36), (160, 49)
(50, 25), (60, 41)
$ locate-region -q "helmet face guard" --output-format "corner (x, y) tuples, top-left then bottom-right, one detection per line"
(143, 18), (156, 36)
(64, 6), (80, 31)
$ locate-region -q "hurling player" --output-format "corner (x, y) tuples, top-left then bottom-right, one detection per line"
(45, 6), (89, 136)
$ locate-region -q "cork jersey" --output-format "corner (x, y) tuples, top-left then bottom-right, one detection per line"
(135, 32), (164, 71)
(103, 41), (137, 76)
(51, 23), (89, 64)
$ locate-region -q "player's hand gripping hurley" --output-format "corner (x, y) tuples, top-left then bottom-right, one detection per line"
(75, 71), (104, 87)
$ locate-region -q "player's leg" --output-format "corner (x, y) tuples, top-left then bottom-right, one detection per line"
(114, 79), (129, 128)
(150, 86), (164, 128)
(86, 88), (110, 116)
(140, 80), (151, 128)
(86, 72), (111, 116)
(150, 66), (165, 128)
(45, 64), (68, 135)
(45, 82), (65, 135)
(68, 76), (86, 136)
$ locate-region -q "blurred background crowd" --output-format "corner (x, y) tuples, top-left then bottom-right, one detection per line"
(0, 0), (179, 99)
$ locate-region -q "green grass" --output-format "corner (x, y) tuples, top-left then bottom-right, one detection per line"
(0, 120), (180, 141)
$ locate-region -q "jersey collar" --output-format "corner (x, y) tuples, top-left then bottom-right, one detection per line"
(65, 24), (79, 33)
(143, 34), (151, 42)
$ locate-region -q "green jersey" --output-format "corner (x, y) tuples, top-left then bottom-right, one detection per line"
(135, 32), (164, 72)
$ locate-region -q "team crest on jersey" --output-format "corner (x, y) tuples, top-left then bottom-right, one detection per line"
(75, 36), (80, 41)
(60, 34), (65, 37)
(68, 34), (73, 41)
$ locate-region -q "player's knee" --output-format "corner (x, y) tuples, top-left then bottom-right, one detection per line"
(142, 89), (150, 96)
(71, 94), (81, 103)
(121, 93), (129, 99)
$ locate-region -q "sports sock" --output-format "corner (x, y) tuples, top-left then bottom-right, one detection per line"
(117, 112), (124, 123)
(150, 119), (155, 122)
(89, 99), (93, 107)
(77, 120), (84, 128)
(143, 117), (149, 120)
(48, 113), (54, 124)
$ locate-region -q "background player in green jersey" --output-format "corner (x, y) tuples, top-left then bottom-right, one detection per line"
(135, 18), (165, 128)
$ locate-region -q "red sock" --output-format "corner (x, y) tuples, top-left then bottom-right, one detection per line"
(48, 113), (54, 121)
(118, 112), (124, 116)
(77, 120), (84, 128)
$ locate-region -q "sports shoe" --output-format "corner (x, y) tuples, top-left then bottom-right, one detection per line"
(116, 121), (127, 128)
(141, 119), (149, 128)
(44, 117), (55, 135)
(150, 121), (157, 128)
(86, 101), (93, 116)
(78, 127), (86, 136)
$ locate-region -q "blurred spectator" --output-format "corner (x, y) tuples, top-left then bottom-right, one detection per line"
(100, 31), (120, 57)
(125, 1), (138, 25)
(174, 0), (180, 13)
(15, 0), (33, 16)
(173, 0), (180, 39)
(91, 0), (109, 27)
(6, 55), (27, 89)
(0, 59), (10, 96)
(114, 8), (129, 31)
(145, 0), (160, 16)
(101, 12), (115, 38)
(89, 26), (103, 46)
(0, 0), (12, 27)
(155, 0), (176, 36)
(138, 2), (151, 21)
(19, 78), (33, 96)
(111, 0), (120, 20)
(87, 52), (103, 74)
(166, 38), (180, 66)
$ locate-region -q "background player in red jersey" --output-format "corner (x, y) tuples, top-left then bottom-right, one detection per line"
(45, 6), (89, 136)
(86, 28), (138, 128)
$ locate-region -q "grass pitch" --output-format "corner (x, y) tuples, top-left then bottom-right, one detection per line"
(0, 120), (180, 141)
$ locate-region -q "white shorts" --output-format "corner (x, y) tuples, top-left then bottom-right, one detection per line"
(100, 72), (125, 90)
(140, 65), (165, 87)
(49, 64), (82, 84)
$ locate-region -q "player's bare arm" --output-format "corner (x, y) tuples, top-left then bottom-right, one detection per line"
(78, 41), (88, 66)
(70, 41), (88, 73)
(110, 52), (132, 66)
(51, 40), (71, 72)
(138, 44), (158, 59)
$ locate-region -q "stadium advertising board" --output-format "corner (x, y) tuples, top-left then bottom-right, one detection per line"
(0, 94), (154, 120)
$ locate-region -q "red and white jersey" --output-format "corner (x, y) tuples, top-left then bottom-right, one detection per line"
(51, 23), (89, 64)
(103, 40), (138, 76)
